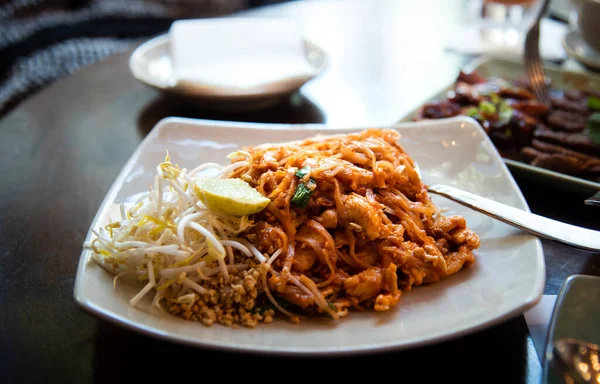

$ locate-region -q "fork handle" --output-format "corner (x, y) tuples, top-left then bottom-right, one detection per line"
(585, 191), (600, 207)
(534, 0), (552, 24)
(428, 184), (600, 253)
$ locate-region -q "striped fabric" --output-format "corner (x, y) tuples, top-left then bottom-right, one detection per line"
(0, 0), (279, 116)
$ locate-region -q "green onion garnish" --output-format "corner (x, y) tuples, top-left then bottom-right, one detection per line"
(489, 92), (502, 105)
(291, 178), (316, 208)
(588, 96), (600, 111)
(587, 112), (600, 144)
(479, 101), (497, 115)
(499, 103), (513, 123)
(466, 107), (479, 117)
(295, 165), (311, 178)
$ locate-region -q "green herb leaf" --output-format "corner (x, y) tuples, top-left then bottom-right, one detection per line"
(490, 92), (502, 105)
(588, 96), (600, 111)
(295, 165), (311, 178)
(499, 104), (513, 123)
(291, 179), (316, 208)
(466, 107), (479, 117)
(479, 101), (497, 115)
(587, 112), (600, 144)
(253, 295), (294, 314)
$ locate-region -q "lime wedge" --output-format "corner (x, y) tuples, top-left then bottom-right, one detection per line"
(194, 178), (270, 216)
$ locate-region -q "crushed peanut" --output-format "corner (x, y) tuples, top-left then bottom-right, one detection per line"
(167, 265), (275, 328)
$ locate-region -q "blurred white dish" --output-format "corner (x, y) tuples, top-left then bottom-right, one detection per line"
(445, 18), (567, 61)
(562, 29), (600, 71)
(129, 34), (328, 112)
(550, 0), (571, 22)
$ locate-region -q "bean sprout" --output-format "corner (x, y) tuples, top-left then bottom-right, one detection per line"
(88, 154), (274, 310)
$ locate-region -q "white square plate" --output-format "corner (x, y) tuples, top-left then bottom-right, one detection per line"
(74, 116), (545, 355)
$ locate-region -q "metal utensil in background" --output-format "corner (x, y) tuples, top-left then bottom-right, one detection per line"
(542, 275), (600, 384)
(553, 338), (600, 384)
(524, 0), (553, 106)
(584, 191), (600, 207)
(427, 184), (600, 253)
(524, 0), (599, 208)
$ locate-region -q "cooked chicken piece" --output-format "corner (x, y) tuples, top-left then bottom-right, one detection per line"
(451, 81), (484, 105)
(378, 239), (447, 288)
(313, 196), (335, 208)
(445, 244), (476, 275)
(319, 159), (374, 189)
(268, 274), (315, 309)
(334, 230), (349, 246)
(430, 215), (466, 237)
(330, 269), (349, 287)
(435, 238), (450, 255)
(292, 246), (317, 272)
(392, 171), (426, 201)
(375, 263), (402, 311)
(374, 294), (401, 312)
(457, 70), (486, 85)
(450, 228), (481, 249)
(317, 208), (338, 228)
(428, 215), (480, 248)
(295, 223), (339, 272)
(498, 86), (535, 100)
(417, 100), (462, 119)
(282, 285), (315, 310)
(508, 99), (549, 118)
(249, 222), (283, 254)
(343, 193), (386, 240)
(376, 225), (407, 267)
(254, 148), (283, 171)
(344, 268), (383, 302)
(354, 246), (380, 266)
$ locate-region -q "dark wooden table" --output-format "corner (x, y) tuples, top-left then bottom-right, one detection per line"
(1, 0), (598, 383)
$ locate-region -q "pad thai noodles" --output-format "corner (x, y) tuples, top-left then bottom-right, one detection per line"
(87, 129), (480, 327)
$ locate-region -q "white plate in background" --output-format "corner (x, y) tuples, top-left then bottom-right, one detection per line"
(128, 34), (328, 112)
(74, 116), (544, 355)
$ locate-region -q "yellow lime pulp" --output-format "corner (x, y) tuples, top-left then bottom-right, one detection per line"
(194, 178), (270, 216)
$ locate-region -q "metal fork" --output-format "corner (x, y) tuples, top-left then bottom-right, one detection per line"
(524, 0), (552, 106)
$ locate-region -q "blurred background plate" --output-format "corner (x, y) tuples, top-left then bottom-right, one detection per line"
(399, 56), (600, 196)
(128, 34), (328, 113)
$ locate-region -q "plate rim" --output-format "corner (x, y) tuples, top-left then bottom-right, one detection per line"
(74, 116), (545, 356)
(562, 30), (600, 72)
(397, 55), (600, 195)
